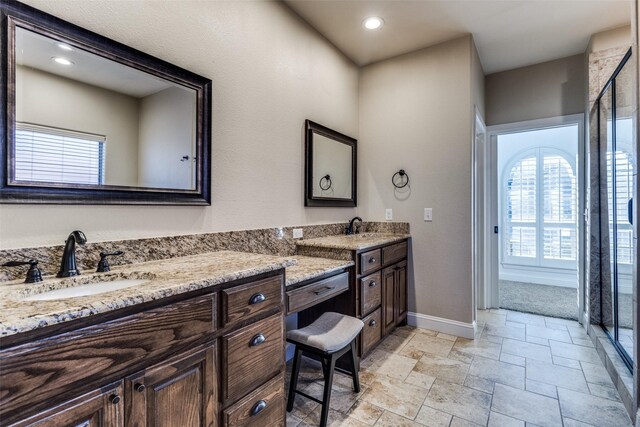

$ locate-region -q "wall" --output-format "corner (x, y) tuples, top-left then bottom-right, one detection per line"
(358, 35), (480, 326)
(138, 86), (196, 189)
(0, 1), (359, 249)
(15, 65), (139, 186)
(485, 54), (586, 126)
(587, 25), (631, 54)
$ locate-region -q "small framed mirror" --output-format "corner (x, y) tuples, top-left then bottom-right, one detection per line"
(304, 120), (356, 207)
(1, 2), (211, 204)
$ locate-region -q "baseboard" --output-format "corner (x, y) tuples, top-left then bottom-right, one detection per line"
(407, 312), (476, 339)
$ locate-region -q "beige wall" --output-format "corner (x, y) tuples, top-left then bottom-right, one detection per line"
(1, 0), (359, 249)
(485, 54), (585, 126)
(358, 36), (479, 324)
(15, 65), (139, 186)
(138, 86), (196, 190)
(587, 25), (631, 54)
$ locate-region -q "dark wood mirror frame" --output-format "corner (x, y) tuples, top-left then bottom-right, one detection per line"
(0, 1), (212, 205)
(304, 119), (357, 207)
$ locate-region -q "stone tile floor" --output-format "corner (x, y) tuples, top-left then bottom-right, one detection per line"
(285, 309), (632, 427)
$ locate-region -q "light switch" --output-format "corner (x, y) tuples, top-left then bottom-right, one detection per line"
(292, 228), (304, 239)
(424, 208), (432, 221)
(385, 209), (393, 220)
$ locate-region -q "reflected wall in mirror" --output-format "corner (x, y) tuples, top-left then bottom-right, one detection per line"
(1, 2), (212, 204)
(305, 120), (356, 207)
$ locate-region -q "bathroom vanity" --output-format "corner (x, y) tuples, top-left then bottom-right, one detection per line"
(0, 252), (294, 427)
(295, 233), (410, 359)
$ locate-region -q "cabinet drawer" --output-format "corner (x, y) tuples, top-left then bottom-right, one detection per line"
(361, 308), (382, 356)
(359, 249), (381, 275)
(223, 374), (284, 427)
(382, 241), (407, 266)
(223, 312), (284, 402)
(0, 294), (215, 424)
(222, 275), (282, 326)
(360, 271), (381, 316)
(286, 272), (349, 314)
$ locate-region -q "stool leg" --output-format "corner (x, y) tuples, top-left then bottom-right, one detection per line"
(320, 354), (336, 427)
(286, 347), (302, 412)
(349, 340), (360, 393)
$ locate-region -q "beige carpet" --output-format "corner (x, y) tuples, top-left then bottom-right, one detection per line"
(499, 280), (578, 320)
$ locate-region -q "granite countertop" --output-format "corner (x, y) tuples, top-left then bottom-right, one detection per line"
(285, 256), (354, 287)
(295, 233), (410, 251)
(0, 251), (296, 338)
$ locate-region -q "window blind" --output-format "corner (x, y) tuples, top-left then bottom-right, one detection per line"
(14, 123), (105, 185)
(504, 151), (577, 264)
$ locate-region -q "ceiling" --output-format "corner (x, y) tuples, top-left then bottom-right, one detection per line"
(284, 0), (631, 74)
(16, 26), (174, 98)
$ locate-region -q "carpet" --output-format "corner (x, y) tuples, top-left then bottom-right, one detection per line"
(499, 280), (578, 320)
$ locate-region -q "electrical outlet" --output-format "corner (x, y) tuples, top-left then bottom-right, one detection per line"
(424, 208), (432, 222)
(292, 228), (304, 239)
(275, 228), (285, 239)
(385, 209), (393, 220)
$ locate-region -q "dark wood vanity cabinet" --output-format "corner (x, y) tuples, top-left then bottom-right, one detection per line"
(10, 382), (124, 427)
(0, 270), (286, 427)
(382, 260), (408, 336)
(125, 344), (217, 427)
(358, 242), (407, 354)
(299, 239), (409, 361)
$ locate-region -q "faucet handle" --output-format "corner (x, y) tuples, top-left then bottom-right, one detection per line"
(97, 251), (124, 273)
(2, 259), (43, 283)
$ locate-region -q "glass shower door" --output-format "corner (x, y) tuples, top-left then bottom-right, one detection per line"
(600, 50), (634, 367)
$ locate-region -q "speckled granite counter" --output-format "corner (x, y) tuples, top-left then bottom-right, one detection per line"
(295, 233), (410, 251)
(285, 256), (353, 287)
(0, 251), (296, 338)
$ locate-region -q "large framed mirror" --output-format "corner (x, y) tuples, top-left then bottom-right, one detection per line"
(304, 120), (356, 207)
(1, 2), (212, 204)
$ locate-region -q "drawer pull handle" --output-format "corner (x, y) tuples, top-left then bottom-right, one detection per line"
(249, 293), (267, 305)
(313, 286), (335, 296)
(109, 394), (121, 405)
(250, 333), (266, 347)
(134, 383), (146, 393)
(369, 319), (377, 327)
(251, 399), (268, 416)
(368, 258), (376, 264)
(369, 281), (377, 288)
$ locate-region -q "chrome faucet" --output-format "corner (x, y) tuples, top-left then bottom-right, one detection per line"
(57, 230), (87, 278)
(346, 217), (363, 235)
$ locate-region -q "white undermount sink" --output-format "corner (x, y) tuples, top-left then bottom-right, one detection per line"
(21, 278), (149, 301)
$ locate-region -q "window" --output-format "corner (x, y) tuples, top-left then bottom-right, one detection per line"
(14, 123), (105, 185)
(503, 148), (577, 268)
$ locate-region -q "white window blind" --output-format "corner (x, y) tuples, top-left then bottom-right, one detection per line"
(505, 155), (537, 258)
(503, 150), (577, 266)
(14, 123), (105, 185)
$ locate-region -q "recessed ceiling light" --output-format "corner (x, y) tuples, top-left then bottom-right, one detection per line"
(363, 17), (384, 30)
(56, 43), (74, 51)
(51, 57), (74, 66)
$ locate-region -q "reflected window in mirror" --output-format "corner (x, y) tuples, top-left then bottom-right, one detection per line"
(1, 2), (211, 204)
(305, 120), (357, 207)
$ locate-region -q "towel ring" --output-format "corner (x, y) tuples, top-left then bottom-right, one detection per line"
(319, 174), (332, 191)
(392, 169), (409, 189)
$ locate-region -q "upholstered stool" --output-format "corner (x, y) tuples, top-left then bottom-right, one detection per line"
(286, 312), (364, 427)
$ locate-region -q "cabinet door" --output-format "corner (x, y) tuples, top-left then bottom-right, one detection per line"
(382, 267), (396, 336)
(395, 261), (408, 324)
(126, 344), (217, 427)
(12, 382), (123, 427)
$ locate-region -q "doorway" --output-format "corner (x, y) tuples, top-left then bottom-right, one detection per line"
(486, 115), (585, 321)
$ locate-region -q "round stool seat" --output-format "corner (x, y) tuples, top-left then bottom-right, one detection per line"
(287, 312), (364, 353)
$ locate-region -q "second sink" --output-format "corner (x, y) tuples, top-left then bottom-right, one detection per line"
(21, 276), (152, 301)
